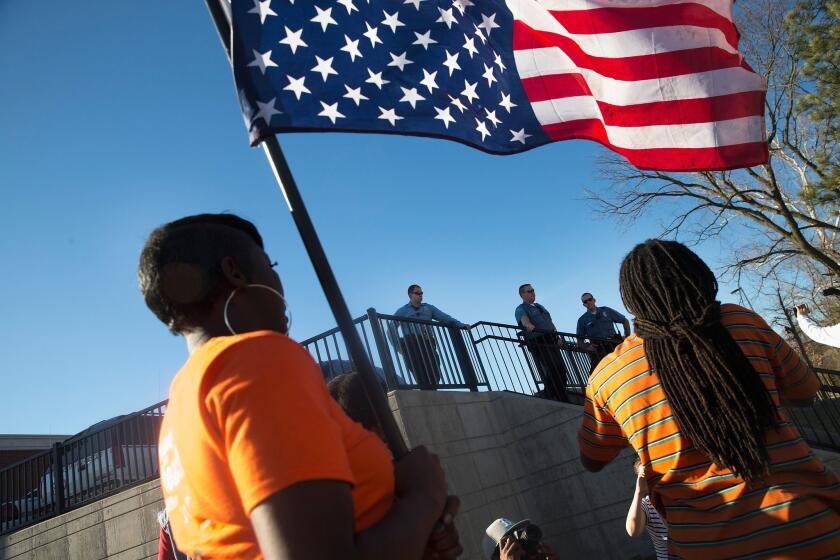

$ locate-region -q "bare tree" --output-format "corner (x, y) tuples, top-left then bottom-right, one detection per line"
(588, 0), (840, 300)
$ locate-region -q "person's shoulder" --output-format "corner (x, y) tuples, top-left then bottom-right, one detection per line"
(209, 332), (316, 380)
(589, 335), (645, 388)
(719, 303), (766, 326)
(394, 303), (409, 314)
(215, 330), (299, 354)
(601, 306), (623, 316)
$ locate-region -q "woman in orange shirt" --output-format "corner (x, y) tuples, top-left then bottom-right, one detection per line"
(578, 240), (840, 559)
(139, 213), (461, 560)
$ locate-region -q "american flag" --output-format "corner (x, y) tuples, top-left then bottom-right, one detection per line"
(231, 0), (768, 171)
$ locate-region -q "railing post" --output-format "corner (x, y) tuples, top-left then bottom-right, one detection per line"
(51, 442), (65, 514)
(367, 308), (399, 391)
(449, 327), (479, 391)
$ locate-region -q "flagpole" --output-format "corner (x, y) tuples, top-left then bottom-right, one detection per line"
(205, 0), (408, 459)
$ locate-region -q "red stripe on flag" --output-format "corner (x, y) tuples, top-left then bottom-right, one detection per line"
(597, 91), (764, 126)
(519, 73), (592, 101)
(550, 5), (739, 49)
(512, 20), (749, 81)
(520, 79), (764, 127)
(541, 118), (768, 171)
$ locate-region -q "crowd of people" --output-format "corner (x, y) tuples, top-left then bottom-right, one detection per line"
(141, 213), (839, 559)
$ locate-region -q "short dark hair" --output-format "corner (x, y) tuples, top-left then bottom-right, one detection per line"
(138, 213), (264, 334)
(519, 284), (532, 295)
(327, 373), (380, 433)
(581, 292), (593, 301)
(407, 284), (421, 295)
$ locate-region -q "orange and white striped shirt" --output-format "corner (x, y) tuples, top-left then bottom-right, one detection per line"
(579, 304), (840, 559)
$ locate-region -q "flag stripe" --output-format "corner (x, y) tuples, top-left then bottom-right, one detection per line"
(534, 111), (764, 149)
(513, 48), (765, 106)
(533, 0), (732, 20)
(549, 5), (739, 49)
(512, 21), (748, 81)
(508, 1), (740, 58)
(542, 118), (767, 171)
(521, 76), (764, 126)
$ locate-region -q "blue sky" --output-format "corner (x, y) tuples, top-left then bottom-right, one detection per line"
(0, 1), (739, 435)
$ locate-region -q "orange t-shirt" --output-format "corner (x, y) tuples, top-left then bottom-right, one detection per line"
(158, 331), (395, 559)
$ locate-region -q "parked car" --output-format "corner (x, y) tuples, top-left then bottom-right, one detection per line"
(1, 410), (162, 530)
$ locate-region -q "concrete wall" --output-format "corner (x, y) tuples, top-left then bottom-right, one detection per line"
(0, 479), (162, 560)
(2, 390), (838, 560)
(390, 390), (653, 560)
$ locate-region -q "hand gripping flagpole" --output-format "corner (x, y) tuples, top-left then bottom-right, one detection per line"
(205, 0), (408, 459)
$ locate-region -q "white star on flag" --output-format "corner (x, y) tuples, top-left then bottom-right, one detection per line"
(463, 35), (478, 59)
(366, 68), (390, 89)
(388, 51), (413, 71)
(510, 128), (531, 144)
(279, 27), (307, 54)
(318, 101), (345, 123)
(482, 63), (497, 87)
(412, 31), (437, 50)
(451, 0), (473, 15)
(284, 75), (311, 100)
(461, 80), (479, 103)
(341, 35), (363, 61)
(443, 50), (461, 76)
(449, 95), (467, 113)
(248, 0), (277, 24)
(253, 98), (282, 125)
(473, 24), (487, 45)
(336, 0), (358, 15)
(478, 13), (500, 36)
(436, 7), (457, 29)
(399, 87), (425, 108)
(485, 108), (501, 127)
(434, 106), (456, 129)
(419, 69), (438, 93)
(362, 22), (383, 47)
(311, 55), (338, 81)
(248, 49), (278, 75)
(382, 11), (405, 33)
(499, 92), (517, 113)
(343, 85), (369, 106)
(475, 118), (490, 140)
(378, 106), (403, 126)
(493, 52), (506, 72)
(404, 0), (425, 10)
(311, 6), (338, 32)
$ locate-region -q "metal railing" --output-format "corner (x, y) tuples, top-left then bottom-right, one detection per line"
(299, 308), (611, 399)
(3, 309), (839, 535)
(787, 368), (840, 451)
(1, 401), (165, 535)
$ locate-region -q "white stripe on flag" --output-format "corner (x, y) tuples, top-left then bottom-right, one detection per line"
(533, 103), (765, 149)
(508, 0), (739, 58)
(531, 96), (601, 123)
(527, 0), (733, 20)
(514, 47), (765, 105)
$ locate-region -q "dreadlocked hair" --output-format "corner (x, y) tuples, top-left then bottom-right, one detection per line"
(619, 240), (780, 485)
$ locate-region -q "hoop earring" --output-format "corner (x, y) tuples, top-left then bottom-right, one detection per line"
(223, 284), (290, 335)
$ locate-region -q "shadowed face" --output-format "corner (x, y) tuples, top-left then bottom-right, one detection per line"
(223, 244), (289, 335)
(409, 286), (423, 306)
(520, 285), (535, 304)
(582, 293), (596, 312)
